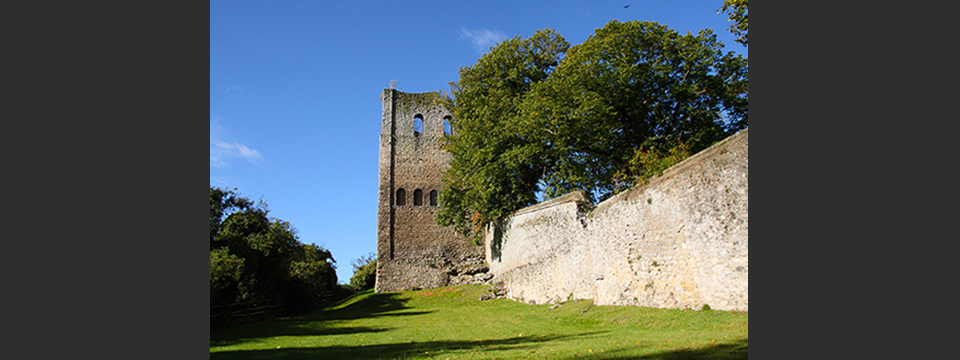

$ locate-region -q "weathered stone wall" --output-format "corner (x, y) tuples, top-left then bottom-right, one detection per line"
(376, 90), (483, 292)
(485, 129), (748, 311)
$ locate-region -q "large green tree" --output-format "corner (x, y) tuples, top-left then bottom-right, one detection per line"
(437, 20), (747, 242)
(523, 21), (747, 198)
(436, 29), (569, 239)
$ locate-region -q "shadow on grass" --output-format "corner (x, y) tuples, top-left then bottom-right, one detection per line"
(311, 291), (432, 321)
(210, 324), (391, 348)
(211, 292), (427, 348)
(211, 332), (606, 360)
(554, 337), (748, 360)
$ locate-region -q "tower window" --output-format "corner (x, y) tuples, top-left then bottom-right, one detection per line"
(413, 189), (423, 206)
(429, 190), (438, 206)
(443, 116), (453, 136)
(396, 188), (406, 206)
(414, 114), (423, 136)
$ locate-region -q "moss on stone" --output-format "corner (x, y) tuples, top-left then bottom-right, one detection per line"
(395, 91), (440, 114)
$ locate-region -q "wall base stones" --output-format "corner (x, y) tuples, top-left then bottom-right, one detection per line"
(485, 129), (748, 311)
(375, 255), (486, 291)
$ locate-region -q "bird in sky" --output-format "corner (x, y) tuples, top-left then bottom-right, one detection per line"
(624, 4), (630, 8)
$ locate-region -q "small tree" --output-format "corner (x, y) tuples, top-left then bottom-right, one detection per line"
(348, 252), (377, 291)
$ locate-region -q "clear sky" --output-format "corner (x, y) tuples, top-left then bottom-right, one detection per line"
(210, 0), (747, 283)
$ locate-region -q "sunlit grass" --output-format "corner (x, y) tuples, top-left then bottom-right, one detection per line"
(211, 284), (747, 359)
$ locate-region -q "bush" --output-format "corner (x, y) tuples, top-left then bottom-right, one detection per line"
(614, 141), (692, 190)
(349, 260), (377, 292)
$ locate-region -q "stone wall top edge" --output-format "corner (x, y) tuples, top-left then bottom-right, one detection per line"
(510, 190), (590, 218)
(504, 129), (748, 220)
(591, 128), (748, 214)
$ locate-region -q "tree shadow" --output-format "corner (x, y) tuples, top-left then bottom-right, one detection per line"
(553, 337), (749, 360)
(210, 325), (391, 348)
(211, 292), (428, 348)
(309, 292), (433, 321)
(213, 290), (748, 360)
(489, 219), (505, 262)
(211, 332), (607, 360)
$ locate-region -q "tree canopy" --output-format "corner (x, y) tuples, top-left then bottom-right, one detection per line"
(720, 0), (748, 47)
(436, 29), (570, 239)
(437, 20), (748, 242)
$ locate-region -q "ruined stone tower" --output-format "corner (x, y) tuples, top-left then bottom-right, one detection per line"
(375, 89), (484, 292)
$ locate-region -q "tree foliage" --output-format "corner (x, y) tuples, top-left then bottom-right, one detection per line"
(210, 187), (338, 314)
(210, 247), (244, 305)
(347, 252), (376, 291)
(436, 29), (570, 240)
(720, 0), (748, 47)
(348, 252), (377, 292)
(210, 186), (254, 243)
(350, 251), (376, 272)
(437, 20), (747, 242)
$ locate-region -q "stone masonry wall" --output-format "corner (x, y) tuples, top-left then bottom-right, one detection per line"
(485, 129), (748, 311)
(376, 90), (483, 292)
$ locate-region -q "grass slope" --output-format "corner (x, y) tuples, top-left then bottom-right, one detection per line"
(211, 285), (747, 359)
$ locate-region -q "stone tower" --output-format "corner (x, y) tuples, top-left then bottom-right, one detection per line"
(375, 89), (484, 292)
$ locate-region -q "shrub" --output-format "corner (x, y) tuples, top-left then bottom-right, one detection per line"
(349, 260), (377, 291)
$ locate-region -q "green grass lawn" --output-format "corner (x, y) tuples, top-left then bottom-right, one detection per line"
(211, 284), (747, 359)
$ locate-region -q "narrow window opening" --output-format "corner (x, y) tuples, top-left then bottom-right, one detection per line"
(413, 189), (423, 206)
(396, 188), (406, 206)
(429, 190), (438, 206)
(443, 116), (453, 136)
(414, 115), (423, 136)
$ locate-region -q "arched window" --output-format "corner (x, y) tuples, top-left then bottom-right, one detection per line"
(429, 190), (438, 206)
(443, 116), (453, 136)
(396, 188), (406, 206)
(414, 115), (423, 136)
(413, 189), (423, 206)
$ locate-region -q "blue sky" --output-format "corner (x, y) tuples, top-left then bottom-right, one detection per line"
(210, 0), (747, 283)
